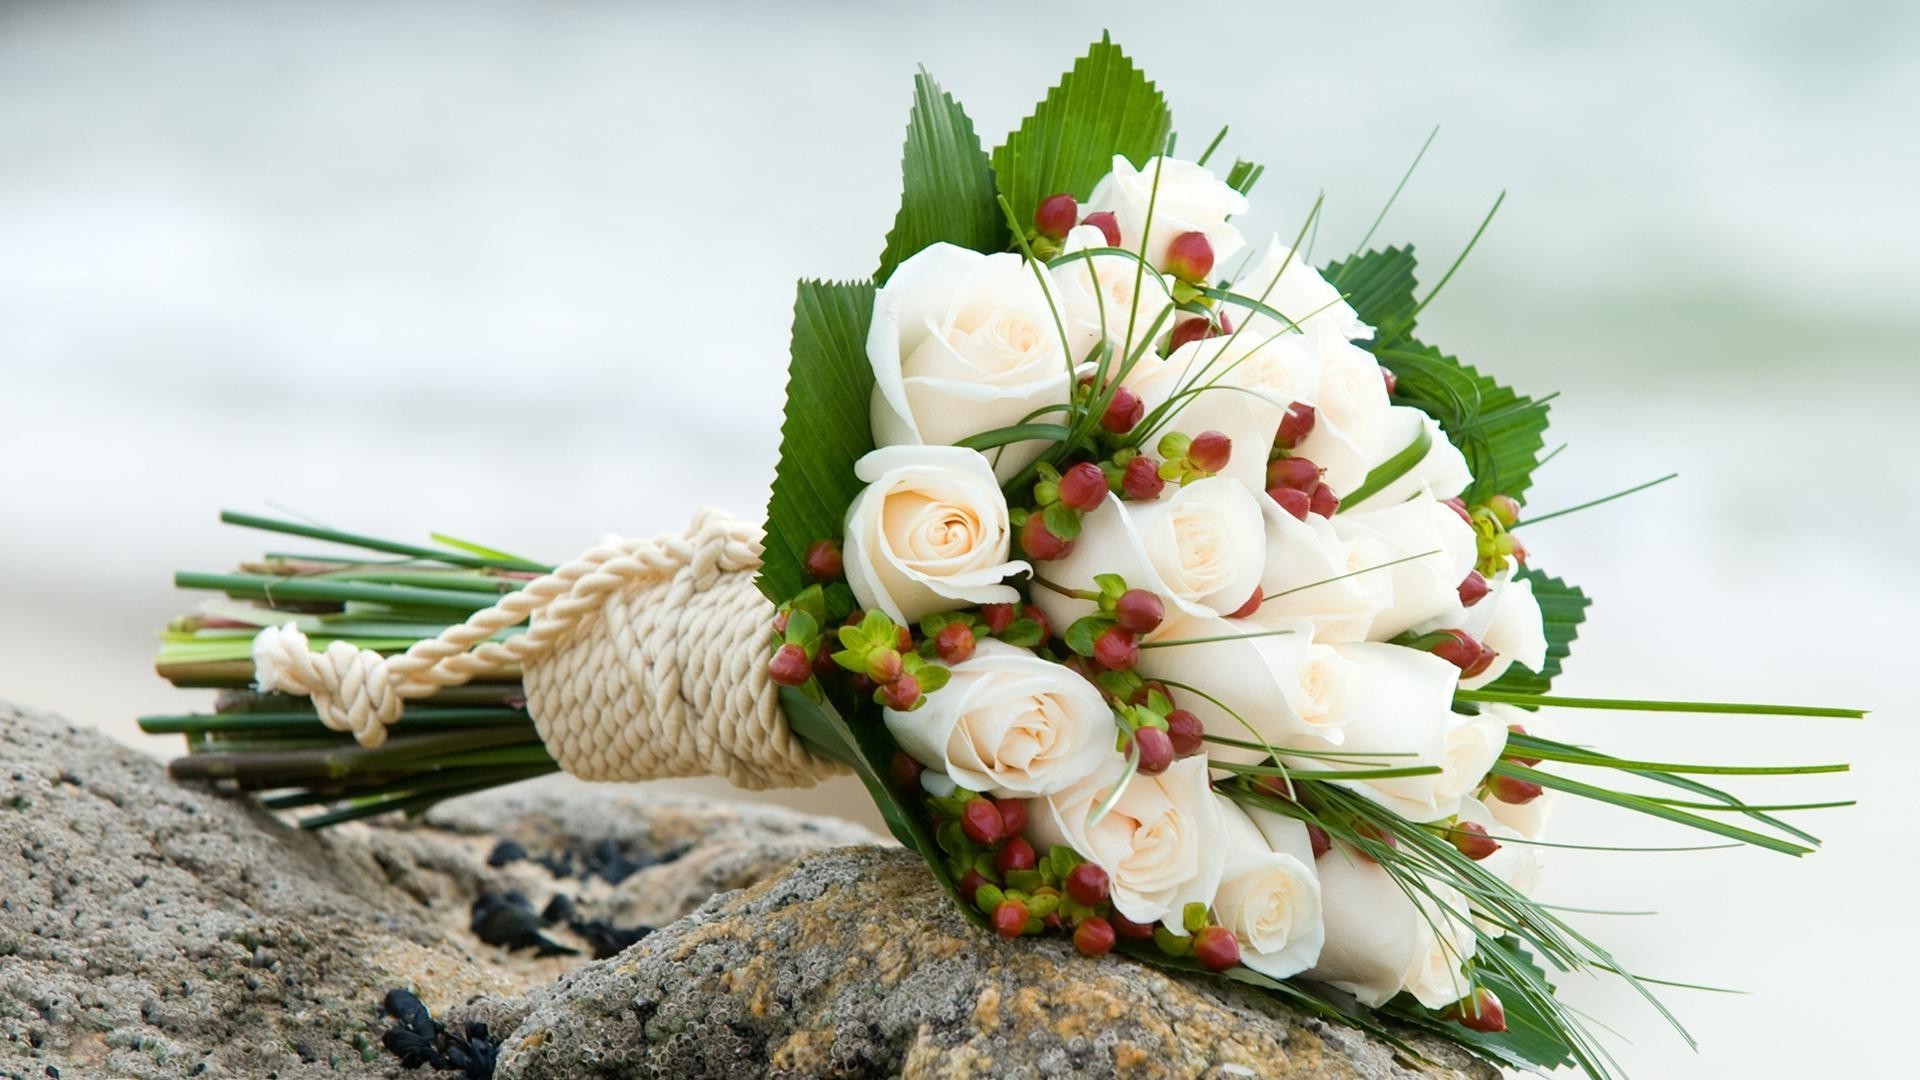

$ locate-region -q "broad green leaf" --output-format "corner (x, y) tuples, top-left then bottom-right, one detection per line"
(778, 687), (984, 927)
(876, 71), (1009, 284)
(757, 280), (878, 604)
(991, 34), (1173, 231)
(1376, 338), (1551, 503)
(1322, 245), (1418, 348)
(1482, 567), (1587, 693)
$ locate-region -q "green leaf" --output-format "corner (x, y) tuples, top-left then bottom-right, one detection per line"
(757, 280), (879, 604)
(1339, 420), (1433, 511)
(955, 422), (1072, 451)
(1064, 614), (1112, 657)
(1223, 158), (1264, 197)
(1321, 245), (1418, 348)
(1377, 338), (1552, 503)
(1386, 939), (1577, 1074)
(779, 688), (985, 928)
(991, 34), (1173, 230)
(876, 71), (1009, 284)
(1483, 567), (1588, 693)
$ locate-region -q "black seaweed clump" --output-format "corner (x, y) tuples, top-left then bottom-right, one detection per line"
(380, 989), (499, 1079)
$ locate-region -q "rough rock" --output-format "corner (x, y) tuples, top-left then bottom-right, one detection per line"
(0, 702), (1493, 1079)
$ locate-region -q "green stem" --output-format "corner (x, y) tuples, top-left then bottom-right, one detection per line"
(1457, 689), (1865, 718)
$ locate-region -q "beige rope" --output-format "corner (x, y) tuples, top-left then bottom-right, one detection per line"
(250, 509), (843, 789)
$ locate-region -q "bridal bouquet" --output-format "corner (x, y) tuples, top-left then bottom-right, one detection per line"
(147, 37), (1857, 1078)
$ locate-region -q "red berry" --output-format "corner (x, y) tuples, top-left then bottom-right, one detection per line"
(1430, 629), (1497, 678)
(1457, 571), (1490, 608)
(813, 646), (840, 677)
(1113, 589), (1164, 635)
(1269, 486), (1311, 521)
(1164, 709), (1204, 757)
(1305, 824), (1332, 858)
(981, 603), (1016, 635)
(866, 647), (904, 685)
(1065, 862), (1111, 906)
(1083, 210), (1121, 248)
(1073, 916), (1116, 957)
(1509, 536), (1529, 565)
(771, 610), (789, 634)
(1449, 989), (1508, 1034)
(960, 798), (1006, 845)
(889, 750), (924, 792)
(1228, 589), (1262, 619)
(898, 626), (915, 652)
(1442, 497), (1472, 524)
(935, 621), (977, 664)
(992, 899), (1030, 939)
(1111, 911), (1156, 940)
(768, 643), (812, 686)
(995, 836), (1038, 875)
(1122, 456), (1166, 500)
(1489, 774), (1544, 806)
(1129, 726), (1174, 774)
(1187, 430), (1232, 473)
(1308, 482), (1340, 518)
(956, 868), (986, 904)
(1505, 724), (1542, 767)
(1255, 775), (1297, 801)
(994, 798), (1029, 837)
(1020, 514), (1074, 561)
(1164, 230), (1215, 283)
(882, 673), (922, 711)
(1101, 388), (1145, 434)
(1193, 926), (1241, 971)
(1023, 604), (1053, 644)
(1275, 402), (1316, 450)
(1381, 368), (1398, 396)
(1167, 313), (1230, 353)
(1058, 462), (1109, 512)
(1035, 193), (1078, 240)
(804, 538), (843, 581)
(1266, 456), (1320, 493)
(1093, 626), (1139, 672)
(1450, 821), (1501, 861)
(1043, 912), (1065, 932)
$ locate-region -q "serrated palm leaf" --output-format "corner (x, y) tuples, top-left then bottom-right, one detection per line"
(875, 71), (1008, 284)
(757, 280), (877, 604)
(1376, 338), (1551, 503)
(1322, 244), (1418, 347)
(991, 34), (1172, 230)
(1483, 567), (1588, 693)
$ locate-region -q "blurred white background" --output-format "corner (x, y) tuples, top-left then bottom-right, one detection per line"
(1, 2), (1913, 1075)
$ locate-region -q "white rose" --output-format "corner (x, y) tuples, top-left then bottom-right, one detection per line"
(1029, 756), (1225, 929)
(1211, 798), (1326, 978)
(1455, 797), (1541, 934)
(1052, 224), (1177, 365)
(1272, 644), (1494, 823)
(1308, 846), (1478, 1009)
(1221, 237), (1371, 342)
(1084, 155), (1247, 274)
(1029, 477), (1266, 636)
(869, 243), (1086, 479)
(1457, 571), (1548, 689)
(1249, 496), (1390, 643)
(884, 639), (1116, 798)
(842, 445), (1028, 625)
(1331, 493), (1479, 642)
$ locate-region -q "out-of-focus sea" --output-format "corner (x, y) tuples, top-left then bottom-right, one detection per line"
(1, 3), (1913, 1075)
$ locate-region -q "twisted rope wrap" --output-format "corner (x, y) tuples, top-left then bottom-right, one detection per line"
(250, 509), (843, 789)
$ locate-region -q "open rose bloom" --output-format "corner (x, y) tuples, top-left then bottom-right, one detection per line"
(138, 37), (1845, 1080)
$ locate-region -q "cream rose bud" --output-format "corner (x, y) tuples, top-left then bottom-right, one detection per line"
(1331, 492), (1479, 642)
(841, 445), (1029, 625)
(868, 243), (1086, 479)
(1309, 846), (1478, 1009)
(1249, 497), (1390, 643)
(1029, 756), (1226, 929)
(1222, 237), (1371, 342)
(1211, 798), (1326, 978)
(1457, 571), (1549, 689)
(1052, 224), (1177, 362)
(1084, 155), (1248, 274)
(1272, 644), (1498, 823)
(884, 640), (1116, 798)
(1029, 477), (1265, 637)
